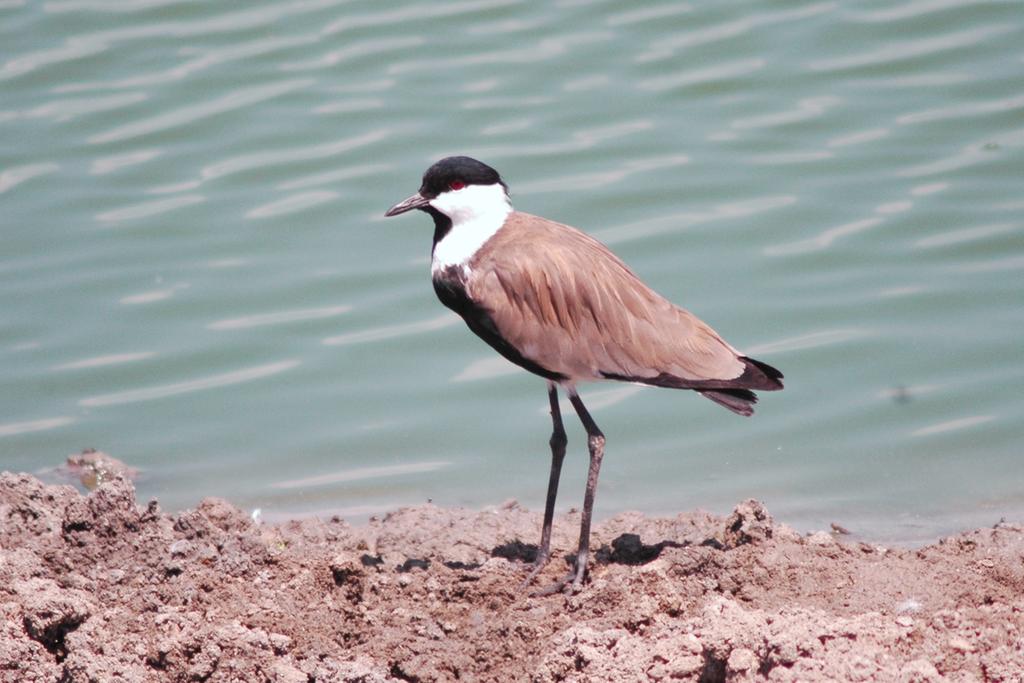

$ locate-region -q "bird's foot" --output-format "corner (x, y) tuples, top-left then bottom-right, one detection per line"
(528, 559), (586, 597)
(519, 551), (551, 590)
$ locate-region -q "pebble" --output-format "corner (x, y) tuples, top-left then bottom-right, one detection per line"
(271, 661), (308, 683)
(169, 539), (192, 556)
(679, 633), (702, 655)
(727, 647), (759, 672)
(806, 531), (836, 546)
(948, 636), (975, 653)
(896, 599), (922, 614)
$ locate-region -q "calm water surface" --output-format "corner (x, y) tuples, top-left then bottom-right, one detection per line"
(2, 0), (1023, 543)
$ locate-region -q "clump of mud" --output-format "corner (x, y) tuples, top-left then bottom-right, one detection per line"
(2, 472), (1022, 681)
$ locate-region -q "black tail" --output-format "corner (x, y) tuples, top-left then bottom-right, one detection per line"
(699, 388), (758, 416)
(599, 356), (783, 417)
(739, 356), (784, 391)
(698, 357), (782, 416)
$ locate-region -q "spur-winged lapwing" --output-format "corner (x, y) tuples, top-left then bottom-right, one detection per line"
(385, 156), (783, 594)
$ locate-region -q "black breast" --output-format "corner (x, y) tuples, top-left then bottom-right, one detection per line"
(432, 265), (566, 382)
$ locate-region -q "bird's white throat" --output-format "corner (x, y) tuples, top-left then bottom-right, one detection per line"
(431, 183), (511, 274)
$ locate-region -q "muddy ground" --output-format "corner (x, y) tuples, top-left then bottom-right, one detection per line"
(1, 471), (1022, 682)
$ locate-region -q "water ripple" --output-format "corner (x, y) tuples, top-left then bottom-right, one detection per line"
(79, 359), (300, 407)
(467, 18), (542, 35)
(90, 149), (161, 175)
(246, 191), (339, 219)
(96, 194), (204, 223)
(60, 36), (316, 92)
(322, 0), (522, 36)
(637, 3), (835, 62)
(281, 36), (424, 72)
(205, 258), (248, 269)
(46, 0), (210, 12)
(877, 285), (927, 299)
(732, 96), (841, 130)
(277, 162), (390, 191)
(606, 5), (691, 27)
(563, 75), (609, 92)
(911, 415), (995, 438)
(480, 118), (534, 136)
(0, 416), (75, 438)
(208, 305), (352, 331)
(597, 195), (797, 245)
(390, 33), (610, 74)
(273, 461), (451, 489)
(552, 385), (644, 415)
(915, 222), (1019, 249)
(826, 128), (889, 148)
(8, 92), (146, 121)
(853, 72), (972, 88)
(461, 78), (499, 93)
(451, 356), (519, 383)
(897, 126), (1024, 177)
(951, 254), (1024, 274)
(637, 58), (766, 92)
(474, 119), (653, 158)
(808, 25), (1013, 72)
(876, 383), (939, 399)
(326, 78), (395, 94)
(118, 283), (189, 305)
(896, 93), (1024, 125)
(62, 0), (347, 48)
(323, 313), (458, 346)
(875, 200), (913, 215)
(88, 79), (313, 145)
(147, 180), (201, 195)
(53, 351), (156, 370)
(747, 150), (834, 165)
(1, 39), (106, 81)
(849, 0), (992, 23)
(910, 182), (949, 196)
(462, 95), (553, 110)
(516, 154), (689, 194)
(765, 217), (883, 255)
(745, 329), (869, 355)
(0, 162), (59, 194)
(314, 98), (384, 114)
(200, 129), (388, 181)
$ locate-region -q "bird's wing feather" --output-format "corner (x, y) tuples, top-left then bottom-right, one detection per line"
(467, 212), (746, 384)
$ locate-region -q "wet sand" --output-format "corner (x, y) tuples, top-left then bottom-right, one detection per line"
(2, 472), (1022, 682)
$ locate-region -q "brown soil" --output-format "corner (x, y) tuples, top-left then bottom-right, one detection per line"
(1, 472), (1022, 682)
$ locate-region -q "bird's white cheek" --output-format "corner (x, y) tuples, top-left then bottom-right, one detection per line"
(429, 191), (464, 219)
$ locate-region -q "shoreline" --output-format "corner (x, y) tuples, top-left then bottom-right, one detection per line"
(2, 472), (1022, 682)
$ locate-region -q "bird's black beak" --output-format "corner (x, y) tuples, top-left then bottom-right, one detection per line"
(385, 192), (430, 217)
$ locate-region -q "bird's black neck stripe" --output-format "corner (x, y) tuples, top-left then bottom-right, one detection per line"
(432, 264), (567, 382)
(427, 207), (453, 255)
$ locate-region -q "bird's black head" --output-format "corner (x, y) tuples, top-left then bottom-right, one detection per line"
(384, 156), (507, 217)
(418, 156), (506, 200)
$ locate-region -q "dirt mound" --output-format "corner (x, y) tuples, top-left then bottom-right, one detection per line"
(1, 472), (1022, 682)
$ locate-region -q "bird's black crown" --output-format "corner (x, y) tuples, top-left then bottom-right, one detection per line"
(419, 156), (507, 199)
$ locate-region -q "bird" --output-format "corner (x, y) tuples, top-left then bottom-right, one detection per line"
(385, 155), (783, 594)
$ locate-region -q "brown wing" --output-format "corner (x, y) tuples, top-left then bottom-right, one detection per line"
(466, 212), (749, 385)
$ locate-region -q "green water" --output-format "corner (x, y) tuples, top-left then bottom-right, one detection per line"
(2, 0), (1022, 542)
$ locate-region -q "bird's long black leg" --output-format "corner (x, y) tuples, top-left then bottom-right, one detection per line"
(522, 381), (567, 588)
(567, 389), (605, 589)
(532, 387), (605, 596)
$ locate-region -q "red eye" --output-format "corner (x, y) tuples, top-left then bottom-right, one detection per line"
(449, 180), (465, 191)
